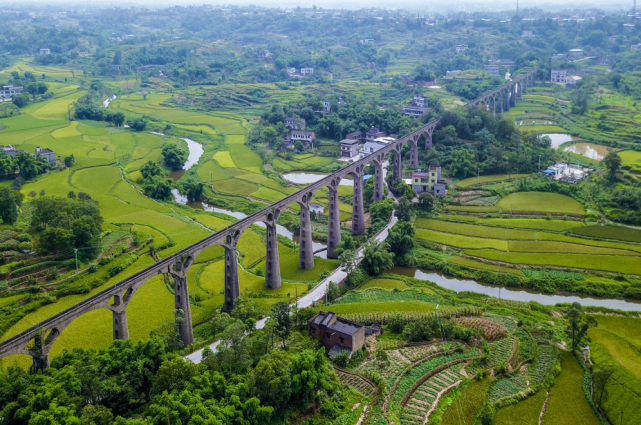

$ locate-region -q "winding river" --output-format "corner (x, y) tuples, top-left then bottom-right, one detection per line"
(389, 267), (641, 311)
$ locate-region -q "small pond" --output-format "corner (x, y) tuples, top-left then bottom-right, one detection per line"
(388, 267), (641, 311)
(283, 172), (354, 186)
(563, 143), (614, 161)
(542, 133), (577, 149)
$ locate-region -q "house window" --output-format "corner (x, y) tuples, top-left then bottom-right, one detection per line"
(311, 327), (316, 333)
(326, 332), (331, 339)
(339, 337), (345, 344)
(421, 178), (428, 183)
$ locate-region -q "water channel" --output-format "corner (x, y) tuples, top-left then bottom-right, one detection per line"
(389, 267), (641, 311)
(283, 172), (354, 186)
(168, 138), (205, 181)
(170, 140), (328, 257)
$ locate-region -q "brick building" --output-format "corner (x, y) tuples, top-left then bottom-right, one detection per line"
(308, 311), (366, 358)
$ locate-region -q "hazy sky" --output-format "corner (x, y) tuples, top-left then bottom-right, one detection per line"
(0, 0), (634, 12)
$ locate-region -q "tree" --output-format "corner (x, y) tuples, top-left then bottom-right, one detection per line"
(143, 175), (173, 200)
(12, 93), (28, 108)
(177, 173), (205, 201)
(26, 82), (39, 101)
(64, 154), (75, 167)
(271, 302), (292, 348)
(417, 192), (434, 213)
(387, 220), (416, 256)
(603, 151), (622, 181)
(564, 302), (597, 352)
(112, 112), (125, 127)
(361, 238), (394, 276)
(253, 351), (292, 411)
(15, 152), (48, 179)
(339, 249), (358, 275)
(127, 117), (147, 131)
(140, 160), (165, 179)
(334, 235), (356, 258)
(326, 281), (340, 302)
(0, 188), (24, 225)
(161, 144), (187, 171)
(0, 152), (16, 175)
(113, 50), (122, 65)
(449, 148), (476, 179)
(394, 196), (414, 222)
(217, 319), (251, 374)
(592, 367), (614, 409)
(151, 356), (199, 396)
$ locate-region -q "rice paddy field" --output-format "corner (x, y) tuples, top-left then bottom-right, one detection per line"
(587, 315), (641, 425)
(416, 206), (641, 277)
(0, 65), (350, 367)
(455, 174), (531, 188)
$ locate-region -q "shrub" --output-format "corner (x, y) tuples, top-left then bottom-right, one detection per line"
(18, 242), (33, 252)
(87, 263), (98, 273)
(99, 256), (112, 266)
(333, 351), (350, 367)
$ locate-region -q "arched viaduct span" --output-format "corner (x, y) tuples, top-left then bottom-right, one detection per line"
(0, 69), (537, 371)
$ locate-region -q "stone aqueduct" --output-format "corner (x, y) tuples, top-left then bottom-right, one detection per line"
(0, 70), (537, 370)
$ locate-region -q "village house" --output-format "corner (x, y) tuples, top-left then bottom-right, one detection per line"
(568, 49), (584, 59)
(286, 67), (296, 76)
(455, 44), (468, 54)
(35, 147), (56, 165)
(565, 75), (582, 88)
(485, 64), (500, 76)
(402, 95), (429, 117)
(39, 48), (50, 55)
(257, 50), (270, 60)
(284, 116), (305, 130)
(624, 23), (635, 32)
(300, 67), (314, 76)
(77, 51), (90, 57)
(0, 85), (24, 100)
(308, 311), (367, 358)
(551, 69), (568, 83)
(1, 145), (16, 152)
(521, 30), (534, 38)
(359, 136), (394, 159)
(446, 70), (462, 76)
(411, 167), (447, 196)
(340, 139), (359, 158)
(289, 130), (315, 148)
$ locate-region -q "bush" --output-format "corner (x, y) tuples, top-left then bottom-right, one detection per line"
(333, 351), (350, 367)
(87, 263), (98, 273)
(18, 241), (33, 251)
(108, 265), (124, 276)
(99, 256), (112, 266)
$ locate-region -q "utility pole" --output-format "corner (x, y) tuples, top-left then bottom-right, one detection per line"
(477, 167), (480, 185)
(74, 248), (78, 273)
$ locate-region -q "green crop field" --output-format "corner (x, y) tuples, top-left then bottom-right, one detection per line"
(475, 218), (585, 232)
(441, 378), (491, 425)
(456, 174), (531, 188)
(360, 278), (410, 291)
(590, 328), (641, 380)
(507, 240), (641, 256)
(497, 192), (585, 215)
(465, 249), (641, 275)
(416, 228), (508, 250)
(416, 219), (537, 240)
(494, 389), (548, 425)
(445, 205), (501, 213)
(542, 351), (600, 425)
(448, 256), (523, 276)
(570, 225), (641, 243)
(321, 300), (440, 315)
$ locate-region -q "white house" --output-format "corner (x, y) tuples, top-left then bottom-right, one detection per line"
(0, 85), (24, 100)
(521, 30), (534, 38)
(455, 44), (468, 54)
(39, 48), (50, 55)
(300, 67), (314, 76)
(551, 69), (568, 83)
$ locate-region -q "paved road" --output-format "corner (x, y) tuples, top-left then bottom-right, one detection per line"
(185, 164), (398, 364)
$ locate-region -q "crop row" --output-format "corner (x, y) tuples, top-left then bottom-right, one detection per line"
(528, 345), (558, 386)
(455, 317), (508, 340)
(488, 367), (529, 403)
(391, 349), (478, 403)
(488, 337), (515, 367)
(399, 342), (459, 363)
(332, 288), (443, 305)
(342, 306), (482, 326)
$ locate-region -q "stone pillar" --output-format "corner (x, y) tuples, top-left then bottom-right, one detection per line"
(264, 223), (281, 289)
(505, 89), (511, 112)
(424, 132), (432, 150)
(298, 202), (314, 270)
(31, 350), (49, 373)
(113, 310), (129, 340)
(510, 86), (516, 107)
(174, 274), (194, 346)
(327, 187), (341, 259)
(351, 172), (365, 235)
(373, 161), (385, 201)
(393, 147), (403, 181)
(224, 246), (240, 312)
(498, 91), (504, 114)
(409, 141), (419, 169)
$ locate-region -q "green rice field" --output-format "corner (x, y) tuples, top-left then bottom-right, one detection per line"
(456, 174), (531, 188)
